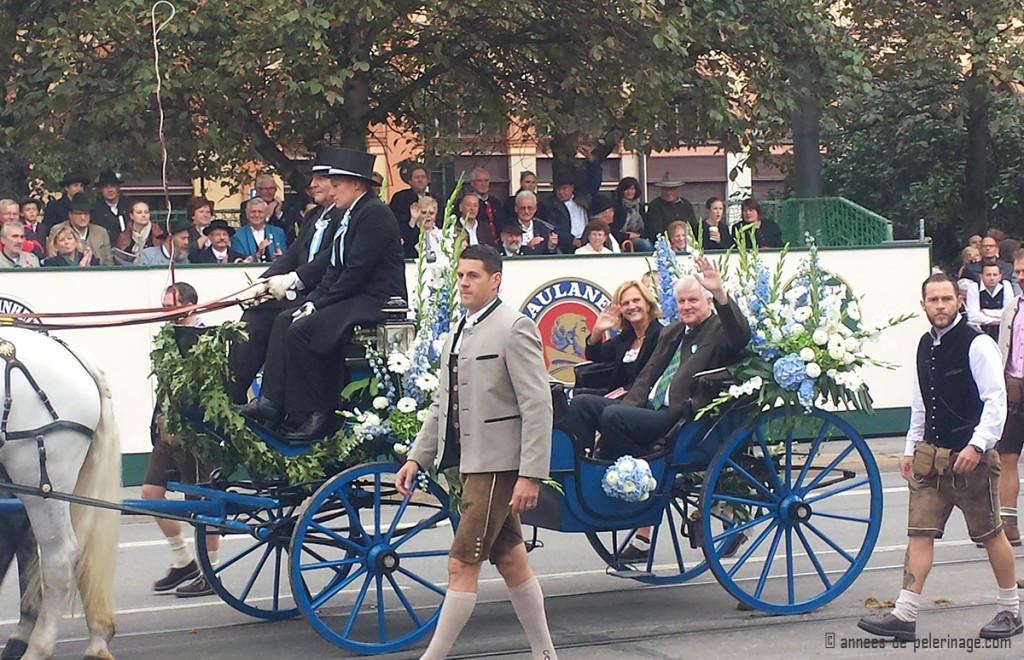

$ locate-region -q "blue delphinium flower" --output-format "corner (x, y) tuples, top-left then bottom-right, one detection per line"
(653, 235), (679, 324)
(773, 353), (807, 391)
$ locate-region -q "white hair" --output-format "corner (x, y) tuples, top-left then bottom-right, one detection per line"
(0, 198), (17, 213)
(246, 197), (268, 210)
(254, 173), (276, 188)
(0, 220), (23, 238)
(674, 275), (712, 299)
(515, 190), (537, 204)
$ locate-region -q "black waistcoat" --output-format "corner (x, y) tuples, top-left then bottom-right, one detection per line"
(980, 286), (1005, 311)
(916, 318), (983, 451)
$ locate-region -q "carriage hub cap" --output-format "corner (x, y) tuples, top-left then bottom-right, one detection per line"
(368, 546), (400, 574)
(780, 496), (812, 525)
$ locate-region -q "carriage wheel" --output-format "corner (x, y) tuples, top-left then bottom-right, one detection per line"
(700, 407), (882, 614)
(289, 463), (455, 655)
(584, 474), (711, 585)
(195, 488), (308, 620)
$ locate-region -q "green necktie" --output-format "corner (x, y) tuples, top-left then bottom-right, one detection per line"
(649, 341), (685, 410)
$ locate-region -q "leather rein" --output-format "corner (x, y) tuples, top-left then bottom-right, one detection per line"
(1, 285), (266, 331)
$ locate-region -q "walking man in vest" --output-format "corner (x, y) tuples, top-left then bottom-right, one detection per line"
(858, 273), (1021, 642)
(396, 245), (558, 659)
(991, 248), (1024, 548)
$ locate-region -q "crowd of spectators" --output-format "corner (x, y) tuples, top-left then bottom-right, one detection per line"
(957, 229), (1022, 339)
(0, 159), (780, 270)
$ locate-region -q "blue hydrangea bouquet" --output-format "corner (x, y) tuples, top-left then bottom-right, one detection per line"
(602, 455), (658, 502)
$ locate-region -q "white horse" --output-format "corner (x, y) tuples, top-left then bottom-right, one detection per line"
(0, 327), (121, 660)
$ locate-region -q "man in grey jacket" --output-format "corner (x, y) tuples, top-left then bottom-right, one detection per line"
(397, 244), (557, 659)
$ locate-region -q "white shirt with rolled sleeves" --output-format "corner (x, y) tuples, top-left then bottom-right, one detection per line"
(904, 316), (1007, 456)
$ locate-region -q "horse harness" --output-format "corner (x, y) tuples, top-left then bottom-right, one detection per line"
(0, 337), (94, 494)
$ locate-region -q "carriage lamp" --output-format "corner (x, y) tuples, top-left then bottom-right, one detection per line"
(377, 297), (415, 356)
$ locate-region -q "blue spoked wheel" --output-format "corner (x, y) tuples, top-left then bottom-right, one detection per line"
(195, 486), (307, 620)
(289, 463), (455, 655)
(700, 407), (882, 614)
(584, 474), (711, 584)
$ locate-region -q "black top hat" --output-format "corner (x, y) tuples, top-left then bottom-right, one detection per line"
(588, 194), (613, 218)
(202, 218), (235, 237)
(68, 192), (93, 212)
(327, 148), (377, 185)
(97, 170), (123, 187)
(306, 146), (345, 176)
(61, 172), (90, 188)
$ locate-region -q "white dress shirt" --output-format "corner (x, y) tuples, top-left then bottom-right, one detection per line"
(453, 297), (500, 354)
(567, 199), (588, 238)
(965, 279), (1013, 326)
(904, 315), (1007, 455)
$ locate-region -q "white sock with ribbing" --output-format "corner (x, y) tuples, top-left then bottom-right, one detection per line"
(509, 577), (558, 659)
(420, 590), (476, 659)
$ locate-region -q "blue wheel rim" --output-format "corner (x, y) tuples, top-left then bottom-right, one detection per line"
(700, 408), (882, 614)
(289, 463), (454, 655)
(195, 492), (302, 621)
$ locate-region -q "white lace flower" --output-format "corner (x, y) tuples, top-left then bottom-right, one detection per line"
(793, 306), (812, 322)
(396, 397), (417, 413)
(372, 396), (389, 410)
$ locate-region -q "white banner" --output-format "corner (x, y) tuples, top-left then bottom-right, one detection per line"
(1, 244), (930, 455)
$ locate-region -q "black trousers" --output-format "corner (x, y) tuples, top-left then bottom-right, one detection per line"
(262, 311), (350, 416)
(228, 300), (300, 404)
(564, 394), (677, 460)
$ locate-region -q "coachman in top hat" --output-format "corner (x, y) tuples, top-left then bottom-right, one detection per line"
(241, 148), (407, 442)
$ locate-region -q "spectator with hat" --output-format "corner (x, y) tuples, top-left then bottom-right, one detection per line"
(115, 201), (166, 262)
(48, 193), (113, 265)
(19, 198), (45, 259)
(190, 219), (245, 264)
(93, 169), (132, 245)
(42, 171), (90, 239)
(644, 173), (696, 242)
(240, 146), (407, 442)
(136, 216), (192, 266)
(498, 221), (525, 257)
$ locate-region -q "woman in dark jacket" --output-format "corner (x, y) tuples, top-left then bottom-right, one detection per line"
(700, 196), (734, 250)
(42, 226), (99, 267)
(576, 279), (662, 395)
(612, 177), (652, 252)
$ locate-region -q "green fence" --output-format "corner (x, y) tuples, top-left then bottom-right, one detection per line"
(758, 197), (893, 248)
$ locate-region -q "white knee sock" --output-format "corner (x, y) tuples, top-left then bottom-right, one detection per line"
(420, 590), (476, 659)
(997, 586), (1020, 617)
(1000, 507), (1018, 520)
(166, 533), (194, 569)
(509, 577), (558, 660)
(892, 589), (920, 623)
(207, 548), (219, 568)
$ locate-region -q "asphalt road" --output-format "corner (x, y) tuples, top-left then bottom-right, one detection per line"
(2, 446), (1023, 660)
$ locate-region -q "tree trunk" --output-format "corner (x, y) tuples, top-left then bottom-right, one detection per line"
(790, 57), (823, 198)
(963, 67), (989, 233)
(341, 74), (370, 151)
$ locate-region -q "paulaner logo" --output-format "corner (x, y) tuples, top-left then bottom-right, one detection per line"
(0, 295), (39, 325)
(520, 279), (612, 384)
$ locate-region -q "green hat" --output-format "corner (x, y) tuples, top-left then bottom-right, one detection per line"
(69, 192), (93, 212)
(164, 216), (191, 236)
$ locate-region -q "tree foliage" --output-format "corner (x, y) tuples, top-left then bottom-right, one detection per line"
(823, 0), (1024, 263)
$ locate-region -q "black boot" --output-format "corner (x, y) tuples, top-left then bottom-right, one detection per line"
(239, 397), (284, 428)
(282, 412), (333, 443)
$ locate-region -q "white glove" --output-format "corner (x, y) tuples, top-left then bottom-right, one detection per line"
(268, 272), (300, 300)
(292, 301), (316, 320)
(242, 279), (271, 305)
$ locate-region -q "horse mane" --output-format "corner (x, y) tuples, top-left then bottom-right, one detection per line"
(66, 346), (121, 629)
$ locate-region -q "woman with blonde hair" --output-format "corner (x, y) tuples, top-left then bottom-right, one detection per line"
(42, 225), (98, 267)
(575, 279), (663, 395)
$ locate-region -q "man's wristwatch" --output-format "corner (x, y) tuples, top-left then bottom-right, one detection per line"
(970, 445), (984, 456)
